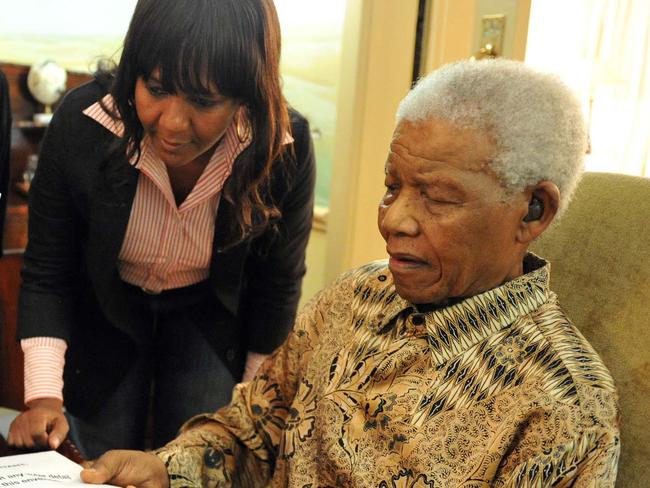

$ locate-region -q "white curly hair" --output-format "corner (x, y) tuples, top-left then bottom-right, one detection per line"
(396, 59), (587, 216)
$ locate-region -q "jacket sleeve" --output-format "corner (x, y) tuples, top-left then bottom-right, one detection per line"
(155, 280), (336, 487)
(239, 112), (316, 354)
(18, 97), (84, 341)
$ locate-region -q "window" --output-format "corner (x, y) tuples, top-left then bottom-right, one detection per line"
(526, 0), (650, 177)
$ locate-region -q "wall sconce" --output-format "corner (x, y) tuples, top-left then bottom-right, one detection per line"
(471, 14), (506, 60)
(471, 43), (498, 60)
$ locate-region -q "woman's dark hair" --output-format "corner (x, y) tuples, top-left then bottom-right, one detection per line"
(100, 0), (289, 244)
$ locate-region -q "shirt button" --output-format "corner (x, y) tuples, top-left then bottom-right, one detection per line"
(411, 313), (425, 326)
(378, 274), (387, 282)
(141, 286), (161, 295)
(226, 349), (236, 362)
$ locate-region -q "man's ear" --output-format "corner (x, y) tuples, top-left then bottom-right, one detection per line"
(516, 181), (560, 245)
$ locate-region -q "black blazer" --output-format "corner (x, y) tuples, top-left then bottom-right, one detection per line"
(18, 81), (315, 416)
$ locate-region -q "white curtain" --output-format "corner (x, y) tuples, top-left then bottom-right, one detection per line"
(526, 0), (650, 177)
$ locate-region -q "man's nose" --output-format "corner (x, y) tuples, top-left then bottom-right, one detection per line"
(159, 96), (191, 133)
(380, 195), (420, 237)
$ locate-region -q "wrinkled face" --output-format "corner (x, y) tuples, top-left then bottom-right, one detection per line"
(378, 118), (526, 304)
(134, 69), (240, 168)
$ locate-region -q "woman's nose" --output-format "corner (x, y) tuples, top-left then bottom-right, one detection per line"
(158, 96), (191, 133)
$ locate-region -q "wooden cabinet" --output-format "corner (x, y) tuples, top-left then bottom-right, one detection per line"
(0, 63), (90, 409)
(0, 250), (26, 409)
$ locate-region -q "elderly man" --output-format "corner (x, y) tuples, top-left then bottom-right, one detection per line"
(83, 60), (619, 487)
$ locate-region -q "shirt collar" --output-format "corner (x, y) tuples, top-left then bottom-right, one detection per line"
(82, 94), (123, 136)
(356, 253), (551, 365)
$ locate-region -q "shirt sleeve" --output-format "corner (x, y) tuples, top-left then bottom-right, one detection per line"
(571, 434), (620, 487)
(22, 337), (67, 403)
(499, 429), (620, 487)
(155, 279), (338, 487)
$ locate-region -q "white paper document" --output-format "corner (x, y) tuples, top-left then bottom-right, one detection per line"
(0, 451), (113, 487)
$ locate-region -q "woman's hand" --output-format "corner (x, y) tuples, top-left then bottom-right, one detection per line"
(81, 450), (169, 488)
(243, 351), (270, 382)
(7, 397), (68, 450)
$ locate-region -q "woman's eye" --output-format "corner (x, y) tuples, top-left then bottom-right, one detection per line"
(188, 96), (221, 109)
(147, 84), (168, 97)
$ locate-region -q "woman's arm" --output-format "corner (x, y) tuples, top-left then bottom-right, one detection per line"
(12, 90), (87, 448)
(18, 93), (85, 341)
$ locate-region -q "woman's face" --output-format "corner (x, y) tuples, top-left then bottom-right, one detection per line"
(134, 70), (240, 168)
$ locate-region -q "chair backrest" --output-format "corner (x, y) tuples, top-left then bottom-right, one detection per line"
(531, 172), (650, 487)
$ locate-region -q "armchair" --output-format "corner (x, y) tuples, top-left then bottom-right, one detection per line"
(531, 171), (650, 487)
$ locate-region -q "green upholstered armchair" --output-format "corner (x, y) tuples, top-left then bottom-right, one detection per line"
(531, 172), (650, 487)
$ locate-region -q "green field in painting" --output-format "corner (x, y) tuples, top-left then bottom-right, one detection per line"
(281, 35), (340, 207)
(0, 34), (121, 72)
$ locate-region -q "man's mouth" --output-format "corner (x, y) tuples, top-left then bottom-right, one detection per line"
(388, 252), (428, 268)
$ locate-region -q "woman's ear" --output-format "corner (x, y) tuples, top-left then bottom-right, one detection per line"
(516, 180), (561, 245)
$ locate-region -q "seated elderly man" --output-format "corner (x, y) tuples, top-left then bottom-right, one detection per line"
(83, 60), (619, 487)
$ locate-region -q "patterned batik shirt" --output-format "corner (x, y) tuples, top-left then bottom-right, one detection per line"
(156, 254), (620, 487)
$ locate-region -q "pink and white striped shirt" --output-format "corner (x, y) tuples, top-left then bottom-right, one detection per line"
(22, 94), (253, 402)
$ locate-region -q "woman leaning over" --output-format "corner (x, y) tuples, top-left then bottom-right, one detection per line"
(8, 0), (315, 459)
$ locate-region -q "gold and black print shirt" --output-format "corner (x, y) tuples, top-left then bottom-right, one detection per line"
(157, 254), (620, 487)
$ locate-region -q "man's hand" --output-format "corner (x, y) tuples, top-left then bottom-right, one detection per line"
(7, 397), (68, 450)
(81, 450), (169, 488)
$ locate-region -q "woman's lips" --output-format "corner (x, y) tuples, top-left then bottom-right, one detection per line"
(158, 137), (187, 152)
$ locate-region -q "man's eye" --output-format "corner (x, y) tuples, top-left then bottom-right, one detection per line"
(422, 192), (455, 205)
(384, 183), (399, 194)
(382, 183), (398, 203)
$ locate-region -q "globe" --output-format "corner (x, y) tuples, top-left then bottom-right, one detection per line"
(27, 60), (67, 124)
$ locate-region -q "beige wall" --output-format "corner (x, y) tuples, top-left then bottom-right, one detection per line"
(422, 0), (531, 72)
(299, 211), (328, 309)
(323, 0), (420, 285)
(299, 0), (419, 303)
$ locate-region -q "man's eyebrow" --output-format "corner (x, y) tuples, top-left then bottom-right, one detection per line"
(414, 175), (466, 194)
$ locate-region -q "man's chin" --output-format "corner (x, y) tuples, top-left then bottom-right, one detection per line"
(393, 282), (448, 305)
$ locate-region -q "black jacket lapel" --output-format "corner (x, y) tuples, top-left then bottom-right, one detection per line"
(86, 155), (144, 340)
(210, 192), (250, 317)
